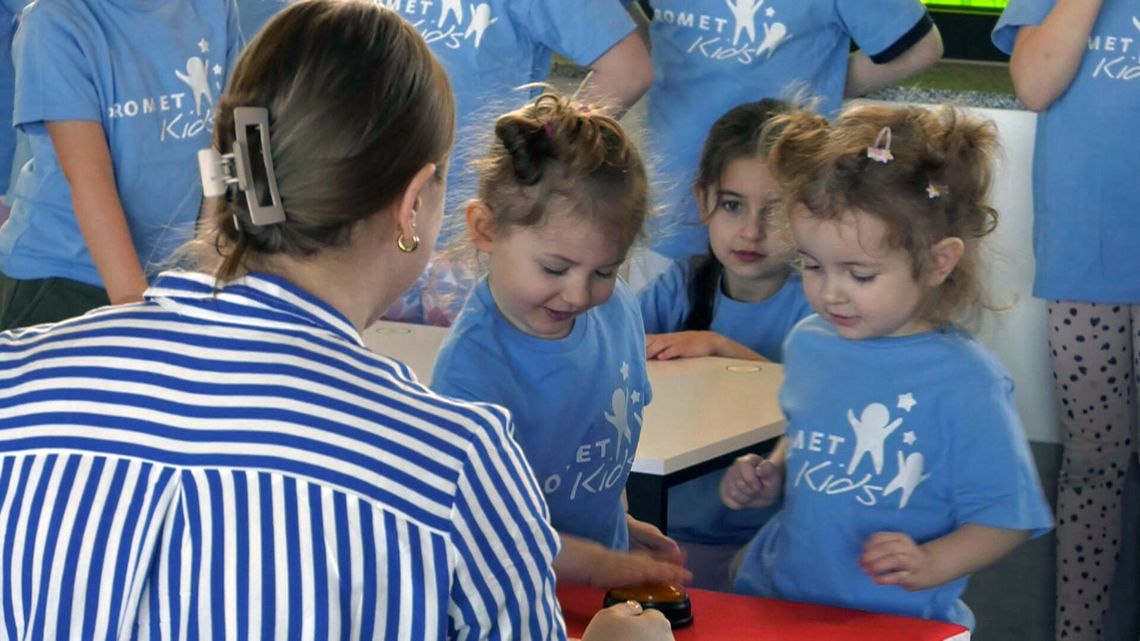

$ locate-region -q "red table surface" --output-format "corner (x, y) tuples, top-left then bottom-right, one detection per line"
(557, 583), (971, 641)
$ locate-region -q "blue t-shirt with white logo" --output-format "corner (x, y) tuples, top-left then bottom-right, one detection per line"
(734, 315), (1053, 628)
(389, 0), (635, 231)
(431, 277), (651, 550)
(639, 259), (812, 543)
(993, 0), (1140, 303)
(641, 0), (930, 259)
(0, 0), (242, 287)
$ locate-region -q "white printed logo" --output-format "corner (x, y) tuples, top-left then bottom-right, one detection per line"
(1087, 16), (1140, 80)
(788, 392), (927, 509)
(438, 0), (462, 27)
(726, 0), (762, 46)
(175, 57), (214, 116)
(538, 361), (644, 502)
(655, 0), (791, 65)
(387, 0), (499, 50)
(106, 39), (224, 143)
(464, 3), (498, 47)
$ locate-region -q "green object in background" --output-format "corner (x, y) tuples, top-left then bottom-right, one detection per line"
(921, 0), (1005, 11)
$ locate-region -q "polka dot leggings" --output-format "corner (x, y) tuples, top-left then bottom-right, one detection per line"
(1049, 302), (1139, 641)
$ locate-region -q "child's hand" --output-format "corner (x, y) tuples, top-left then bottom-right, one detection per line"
(645, 331), (719, 360)
(645, 332), (765, 361)
(627, 515), (686, 567)
(586, 548), (693, 589)
(720, 453), (783, 510)
(859, 531), (936, 591)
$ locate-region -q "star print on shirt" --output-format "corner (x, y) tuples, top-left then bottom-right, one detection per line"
(620, 361), (630, 380)
(198, 38), (209, 53)
(213, 64), (223, 76)
(631, 390), (641, 404)
(765, 7), (775, 17)
(897, 393), (917, 412)
(902, 431), (917, 446)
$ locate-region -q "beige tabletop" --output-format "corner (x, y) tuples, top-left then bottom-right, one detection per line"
(362, 320), (786, 477)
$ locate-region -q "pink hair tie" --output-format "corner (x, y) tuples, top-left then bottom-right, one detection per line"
(866, 126), (894, 164)
(543, 122), (554, 138)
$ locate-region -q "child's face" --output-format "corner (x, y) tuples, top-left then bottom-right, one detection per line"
(792, 207), (932, 340)
(701, 157), (789, 300)
(481, 208), (628, 339)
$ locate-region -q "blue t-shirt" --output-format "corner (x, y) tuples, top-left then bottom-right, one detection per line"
(639, 259), (813, 361)
(0, 0), (242, 287)
(733, 315), (1053, 628)
(389, 0), (634, 238)
(431, 277), (652, 550)
(641, 0), (930, 259)
(993, 0), (1140, 303)
(639, 259), (812, 543)
(235, 0), (288, 40)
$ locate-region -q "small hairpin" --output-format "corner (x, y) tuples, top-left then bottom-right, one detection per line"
(866, 126), (894, 164)
(926, 183), (944, 199)
(543, 122), (554, 138)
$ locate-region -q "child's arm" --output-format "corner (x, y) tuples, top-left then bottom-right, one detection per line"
(645, 331), (766, 361)
(1007, 0), (1103, 111)
(553, 532), (692, 588)
(47, 120), (148, 304)
(575, 31), (653, 117)
(844, 25), (943, 98)
(720, 437), (787, 510)
(860, 525), (1029, 591)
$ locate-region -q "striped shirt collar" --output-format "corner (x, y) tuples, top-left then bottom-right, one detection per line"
(145, 270), (364, 347)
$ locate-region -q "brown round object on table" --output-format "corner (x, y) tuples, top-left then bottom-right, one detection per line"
(603, 582), (693, 629)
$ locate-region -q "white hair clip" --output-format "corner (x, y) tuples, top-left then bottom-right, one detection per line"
(866, 126), (894, 164)
(197, 106), (285, 227)
(926, 183), (945, 199)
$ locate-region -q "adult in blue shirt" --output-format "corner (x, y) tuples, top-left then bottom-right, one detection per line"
(0, 3), (671, 639)
(626, 0), (944, 286)
(384, 0), (654, 325)
(0, 0), (243, 330)
(994, 2), (1140, 639)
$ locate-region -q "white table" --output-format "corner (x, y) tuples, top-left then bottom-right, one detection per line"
(363, 320), (786, 531)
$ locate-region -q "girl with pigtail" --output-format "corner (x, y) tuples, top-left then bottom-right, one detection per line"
(721, 104), (1053, 630)
(431, 93), (691, 589)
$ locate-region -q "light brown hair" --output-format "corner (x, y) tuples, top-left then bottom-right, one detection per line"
(473, 93), (648, 251)
(205, 0), (455, 282)
(767, 104), (999, 327)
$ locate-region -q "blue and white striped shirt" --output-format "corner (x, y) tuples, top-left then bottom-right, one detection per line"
(0, 271), (566, 641)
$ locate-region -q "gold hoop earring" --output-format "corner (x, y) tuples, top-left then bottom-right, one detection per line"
(397, 232), (420, 253)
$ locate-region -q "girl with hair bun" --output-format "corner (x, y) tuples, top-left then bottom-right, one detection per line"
(723, 103), (1053, 630)
(432, 92), (691, 589)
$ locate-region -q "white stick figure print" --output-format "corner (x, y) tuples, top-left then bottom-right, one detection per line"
(846, 403), (903, 475)
(755, 21), (788, 58)
(604, 388), (634, 443)
(725, 0), (764, 46)
(175, 57), (214, 116)
(439, 0), (463, 28)
(882, 451), (932, 509)
(464, 3), (498, 48)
